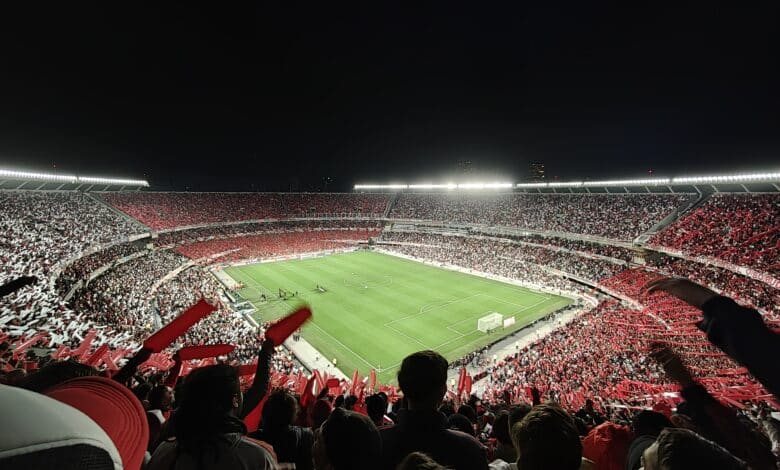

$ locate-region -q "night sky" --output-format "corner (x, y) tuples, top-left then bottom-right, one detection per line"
(0, 4), (778, 190)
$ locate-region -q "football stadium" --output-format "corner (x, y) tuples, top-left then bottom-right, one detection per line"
(2, 171), (779, 468)
(226, 251), (571, 384)
(2, 4), (780, 469)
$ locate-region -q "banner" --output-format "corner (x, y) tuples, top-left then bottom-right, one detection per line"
(178, 343), (235, 360)
(83, 344), (109, 366)
(144, 298), (216, 352)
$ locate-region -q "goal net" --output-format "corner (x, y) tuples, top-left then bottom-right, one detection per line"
(477, 312), (503, 333)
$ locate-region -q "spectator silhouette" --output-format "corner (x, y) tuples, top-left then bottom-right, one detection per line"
(380, 350), (488, 470)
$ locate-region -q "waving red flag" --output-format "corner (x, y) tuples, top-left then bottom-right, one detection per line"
(70, 330), (96, 359)
(300, 375), (317, 408)
(143, 298), (216, 352)
(238, 362), (259, 377)
(83, 344), (109, 366)
(350, 370), (360, 396)
(464, 374), (473, 396)
(12, 332), (47, 359)
(457, 367), (467, 395)
(264, 306), (312, 345)
(178, 344), (235, 360)
(313, 369), (326, 391)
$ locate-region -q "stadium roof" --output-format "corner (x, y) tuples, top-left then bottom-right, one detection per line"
(0, 168), (149, 190)
(354, 171), (780, 191)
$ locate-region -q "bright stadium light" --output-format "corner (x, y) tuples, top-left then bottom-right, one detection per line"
(550, 181), (585, 188)
(672, 172), (780, 184)
(583, 178), (670, 187)
(0, 169), (77, 183)
(457, 182), (513, 189)
(353, 184), (408, 189)
(77, 176), (150, 186)
(357, 170), (780, 190)
(408, 183), (458, 189)
(0, 168), (149, 186)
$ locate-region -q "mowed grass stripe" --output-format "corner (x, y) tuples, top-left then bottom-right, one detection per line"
(225, 251), (571, 383)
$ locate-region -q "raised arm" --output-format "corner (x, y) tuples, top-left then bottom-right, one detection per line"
(644, 277), (780, 399)
(240, 338), (275, 419)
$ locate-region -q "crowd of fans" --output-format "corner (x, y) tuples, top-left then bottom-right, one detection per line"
(176, 228), (381, 263)
(2, 277), (778, 469)
(390, 193), (690, 240)
(380, 231), (626, 287)
(1, 189), (779, 469)
(57, 242), (149, 295)
(69, 250), (189, 345)
(154, 267), (302, 373)
(100, 192), (391, 230)
(652, 193), (780, 274)
(0, 191), (143, 282)
(154, 220), (382, 248)
(500, 233), (636, 263)
(1, 191), (145, 349)
(649, 255), (780, 316)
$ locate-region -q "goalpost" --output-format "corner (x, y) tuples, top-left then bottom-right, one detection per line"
(477, 312), (503, 333)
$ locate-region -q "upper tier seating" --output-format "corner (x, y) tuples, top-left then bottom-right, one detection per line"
(651, 193), (780, 275)
(99, 192), (391, 230)
(389, 193), (690, 240)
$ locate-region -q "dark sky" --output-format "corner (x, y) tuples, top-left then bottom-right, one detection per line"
(0, 3), (778, 190)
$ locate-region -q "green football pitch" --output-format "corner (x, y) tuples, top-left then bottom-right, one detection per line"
(224, 250), (572, 384)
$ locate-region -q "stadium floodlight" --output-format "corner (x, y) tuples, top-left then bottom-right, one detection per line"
(357, 170), (780, 190)
(457, 182), (513, 189)
(672, 172), (780, 185)
(583, 178), (671, 187)
(408, 183), (458, 189)
(77, 176), (150, 186)
(551, 181), (585, 187)
(353, 184), (409, 189)
(0, 169), (77, 183)
(0, 168), (149, 186)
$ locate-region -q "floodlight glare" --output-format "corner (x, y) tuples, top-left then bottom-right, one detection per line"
(0, 168), (149, 186)
(358, 170), (780, 190)
(583, 178), (670, 187)
(0, 169), (76, 183)
(354, 184), (408, 189)
(457, 182), (513, 189)
(78, 176), (150, 186)
(408, 183), (458, 189)
(672, 172), (780, 184)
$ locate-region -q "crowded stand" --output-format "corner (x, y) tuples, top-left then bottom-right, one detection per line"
(1, 191), (145, 351)
(154, 267), (300, 373)
(154, 220), (382, 248)
(469, 230), (637, 262)
(390, 193), (690, 240)
(380, 231), (626, 286)
(649, 255), (780, 316)
(100, 192), (390, 230)
(69, 250), (189, 344)
(0, 191), (144, 282)
(651, 192), (780, 274)
(2, 278), (779, 469)
(176, 228), (381, 263)
(56, 242), (149, 295)
(2, 188), (780, 469)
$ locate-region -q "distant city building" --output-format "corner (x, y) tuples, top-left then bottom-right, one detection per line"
(528, 162), (545, 181)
